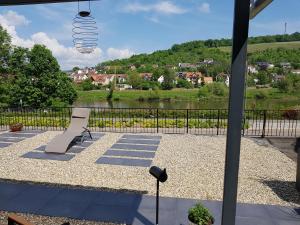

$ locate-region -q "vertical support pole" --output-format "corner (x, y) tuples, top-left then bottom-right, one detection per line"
(186, 109), (189, 134)
(156, 179), (159, 225)
(156, 109), (159, 133)
(217, 109), (220, 135)
(221, 1), (250, 225)
(262, 110), (267, 138)
(296, 138), (300, 192)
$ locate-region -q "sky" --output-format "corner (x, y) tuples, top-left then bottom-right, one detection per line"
(0, 0), (299, 70)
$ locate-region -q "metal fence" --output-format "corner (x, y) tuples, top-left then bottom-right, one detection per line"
(0, 107), (299, 137)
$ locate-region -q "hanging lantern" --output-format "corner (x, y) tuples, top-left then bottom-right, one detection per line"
(73, 0), (98, 54)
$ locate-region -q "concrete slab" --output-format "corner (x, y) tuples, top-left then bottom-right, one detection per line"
(111, 144), (158, 151)
(96, 157), (152, 167)
(0, 181), (299, 225)
(122, 135), (162, 140)
(68, 146), (86, 154)
(2, 185), (61, 213)
(0, 133), (36, 138)
(35, 145), (46, 151)
(104, 150), (155, 159)
(117, 139), (160, 145)
(0, 142), (11, 148)
(18, 130), (45, 134)
(0, 137), (25, 143)
(22, 152), (75, 161)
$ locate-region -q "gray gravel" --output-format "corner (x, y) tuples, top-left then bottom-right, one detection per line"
(0, 131), (298, 208)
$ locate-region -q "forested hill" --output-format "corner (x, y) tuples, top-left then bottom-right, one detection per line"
(100, 32), (300, 67)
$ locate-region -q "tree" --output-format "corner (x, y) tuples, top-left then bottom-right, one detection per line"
(10, 45), (77, 107)
(80, 79), (94, 91)
(128, 71), (143, 89)
(176, 79), (193, 89)
(0, 25), (11, 74)
(255, 71), (271, 85)
(72, 66), (80, 72)
(161, 69), (175, 90)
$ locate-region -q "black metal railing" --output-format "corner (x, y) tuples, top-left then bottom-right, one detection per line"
(0, 107), (299, 137)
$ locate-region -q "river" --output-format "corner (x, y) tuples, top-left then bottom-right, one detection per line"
(74, 98), (299, 110)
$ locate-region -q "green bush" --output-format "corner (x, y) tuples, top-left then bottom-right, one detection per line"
(254, 91), (267, 100)
(188, 203), (214, 225)
(206, 82), (228, 96)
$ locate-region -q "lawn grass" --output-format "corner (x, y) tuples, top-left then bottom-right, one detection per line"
(77, 88), (299, 103)
(219, 41), (300, 53)
(77, 89), (200, 102)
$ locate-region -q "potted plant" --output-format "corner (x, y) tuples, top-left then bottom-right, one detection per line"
(9, 122), (23, 132)
(188, 203), (214, 225)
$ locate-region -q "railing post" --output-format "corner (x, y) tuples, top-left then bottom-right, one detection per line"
(186, 109), (189, 134)
(262, 110), (267, 138)
(156, 109), (159, 133)
(217, 110), (220, 135)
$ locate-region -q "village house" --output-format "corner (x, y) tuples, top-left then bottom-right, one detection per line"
(256, 62), (275, 70)
(91, 74), (115, 86)
(140, 73), (153, 81)
(157, 75), (164, 84)
(72, 73), (89, 83)
(129, 65), (136, 70)
(248, 65), (258, 74)
(184, 72), (203, 85)
(116, 74), (128, 83)
(271, 73), (285, 83)
(198, 59), (214, 66)
(117, 84), (132, 90)
(280, 62), (291, 69)
(216, 73), (230, 86)
(178, 63), (197, 69)
(292, 69), (300, 75)
(202, 77), (214, 85)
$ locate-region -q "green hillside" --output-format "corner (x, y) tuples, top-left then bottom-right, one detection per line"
(219, 41), (300, 53)
(99, 33), (300, 70)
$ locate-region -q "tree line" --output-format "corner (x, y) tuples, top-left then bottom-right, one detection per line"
(0, 26), (77, 108)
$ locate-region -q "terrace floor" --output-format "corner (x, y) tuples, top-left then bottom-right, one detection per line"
(0, 130), (299, 224)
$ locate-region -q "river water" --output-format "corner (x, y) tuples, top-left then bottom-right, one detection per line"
(74, 98), (299, 110)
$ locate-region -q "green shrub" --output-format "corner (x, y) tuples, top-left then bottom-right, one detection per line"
(188, 203), (214, 225)
(254, 91), (267, 100)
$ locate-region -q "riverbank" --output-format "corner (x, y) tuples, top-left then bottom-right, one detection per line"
(75, 88), (300, 110)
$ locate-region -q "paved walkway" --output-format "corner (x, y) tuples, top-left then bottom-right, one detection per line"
(0, 181), (299, 225)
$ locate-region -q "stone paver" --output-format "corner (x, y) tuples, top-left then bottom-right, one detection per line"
(0, 181), (299, 225)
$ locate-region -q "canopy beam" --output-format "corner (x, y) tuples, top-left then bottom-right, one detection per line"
(0, 0), (94, 6)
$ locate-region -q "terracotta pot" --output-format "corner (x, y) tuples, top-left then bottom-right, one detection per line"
(9, 123), (23, 132)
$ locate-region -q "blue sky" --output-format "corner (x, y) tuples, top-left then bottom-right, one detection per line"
(0, 0), (299, 70)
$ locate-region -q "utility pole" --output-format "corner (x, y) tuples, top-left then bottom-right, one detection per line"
(284, 22), (287, 34)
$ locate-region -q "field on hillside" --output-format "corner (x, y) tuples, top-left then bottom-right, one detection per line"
(219, 41), (300, 53)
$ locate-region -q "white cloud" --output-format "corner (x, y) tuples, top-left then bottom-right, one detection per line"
(199, 3), (211, 14)
(0, 10), (30, 27)
(106, 48), (135, 60)
(124, 1), (187, 15)
(0, 11), (135, 70)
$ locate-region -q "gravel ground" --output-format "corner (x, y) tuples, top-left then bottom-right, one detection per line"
(0, 131), (299, 208)
(0, 211), (122, 225)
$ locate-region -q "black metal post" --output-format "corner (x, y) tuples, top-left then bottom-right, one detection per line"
(156, 179), (159, 225)
(221, 1), (250, 225)
(186, 109), (189, 134)
(296, 138), (300, 192)
(156, 109), (159, 133)
(217, 110), (220, 135)
(262, 110), (267, 138)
